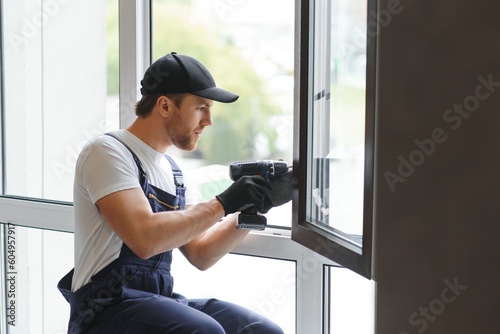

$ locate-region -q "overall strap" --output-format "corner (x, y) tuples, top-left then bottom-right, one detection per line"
(163, 154), (184, 188)
(105, 133), (146, 177)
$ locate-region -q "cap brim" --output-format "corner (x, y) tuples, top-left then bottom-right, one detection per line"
(192, 87), (239, 103)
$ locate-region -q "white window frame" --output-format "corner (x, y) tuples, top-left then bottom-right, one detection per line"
(0, 1), (338, 333)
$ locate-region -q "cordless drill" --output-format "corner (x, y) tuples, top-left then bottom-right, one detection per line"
(229, 160), (290, 230)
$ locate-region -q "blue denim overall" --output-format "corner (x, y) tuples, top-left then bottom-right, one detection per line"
(58, 134), (284, 334)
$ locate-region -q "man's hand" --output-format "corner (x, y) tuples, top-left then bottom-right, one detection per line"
(216, 176), (271, 216)
(261, 170), (293, 214)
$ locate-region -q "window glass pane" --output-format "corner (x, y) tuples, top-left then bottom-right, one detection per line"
(152, 0), (294, 228)
(326, 0), (366, 236)
(329, 266), (375, 333)
(307, 0), (367, 239)
(1, 223), (74, 334)
(1, 0), (119, 201)
(172, 250), (296, 334)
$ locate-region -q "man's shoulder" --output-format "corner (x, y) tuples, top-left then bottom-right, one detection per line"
(86, 130), (130, 151)
(77, 131), (132, 166)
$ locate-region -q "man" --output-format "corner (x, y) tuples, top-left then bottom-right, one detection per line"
(58, 52), (285, 333)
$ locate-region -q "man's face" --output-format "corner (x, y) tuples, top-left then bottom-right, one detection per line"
(166, 94), (213, 151)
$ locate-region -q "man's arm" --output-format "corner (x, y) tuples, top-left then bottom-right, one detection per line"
(179, 212), (250, 271)
(96, 175), (269, 260)
(97, 187), (225, 259)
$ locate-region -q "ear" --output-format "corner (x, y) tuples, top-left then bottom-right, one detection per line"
(156, 96), (171, 118)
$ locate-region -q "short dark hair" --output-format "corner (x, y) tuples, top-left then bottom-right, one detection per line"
(134, 93), (188, 117)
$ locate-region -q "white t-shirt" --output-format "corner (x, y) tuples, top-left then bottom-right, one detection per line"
(71, 129), (194, 291)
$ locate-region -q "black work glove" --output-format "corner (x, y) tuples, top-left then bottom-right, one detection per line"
(261, 170), (293, 214)
(216, 175), (271, 216)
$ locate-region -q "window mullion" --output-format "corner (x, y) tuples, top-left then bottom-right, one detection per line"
(296, 249), (328, 333)
(118, 0), (151, 129)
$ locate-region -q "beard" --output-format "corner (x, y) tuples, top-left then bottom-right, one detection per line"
(172, 133), (198, 151)
(165, 111), (199, 151)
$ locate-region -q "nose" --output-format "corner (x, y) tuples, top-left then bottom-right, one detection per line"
(201, 109), (213, 127)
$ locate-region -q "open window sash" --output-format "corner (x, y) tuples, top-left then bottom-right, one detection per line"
(292, 0), (376, 279)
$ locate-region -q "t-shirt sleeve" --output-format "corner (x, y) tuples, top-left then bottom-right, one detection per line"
(76, 135), (140, 204)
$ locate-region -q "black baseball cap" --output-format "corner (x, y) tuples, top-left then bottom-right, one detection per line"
(140, 52), (239, 103)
